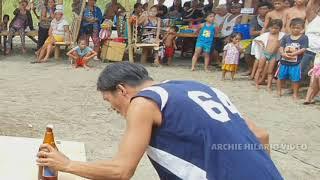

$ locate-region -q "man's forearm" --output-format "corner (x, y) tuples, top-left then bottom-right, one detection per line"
(64, 160), (131, 180)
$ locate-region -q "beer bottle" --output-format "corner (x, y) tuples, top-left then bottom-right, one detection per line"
(38, 125), (58, 180)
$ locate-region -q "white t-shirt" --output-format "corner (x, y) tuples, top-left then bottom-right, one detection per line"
(51, 19), (69, 36)
(306, 15), (320, 53)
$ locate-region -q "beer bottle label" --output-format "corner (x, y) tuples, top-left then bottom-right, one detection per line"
(43, 166), (55, 177)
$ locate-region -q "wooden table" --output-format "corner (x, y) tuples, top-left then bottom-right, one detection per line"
(176, 33), (197, 38)
(0, 136), (86, 180)
(176, 33), (197, 56)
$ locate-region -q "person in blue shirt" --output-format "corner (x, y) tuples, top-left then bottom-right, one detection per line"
(66, 39), (97, 69)
(80, 0), (103, 59)
(278, 18), (309, 100)
(191, 13), (217, 72)
(37, 62), (283, 180)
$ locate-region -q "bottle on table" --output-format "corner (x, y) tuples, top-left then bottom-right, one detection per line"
(38, 125), (58, 180)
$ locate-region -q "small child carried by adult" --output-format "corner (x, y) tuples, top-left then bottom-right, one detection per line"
(66, 39), (97, 69)
(278, 18), (308, 99)
(163, 26), (178, 66)
(221, 32), (244, 80)
(191, 12), (217, 72)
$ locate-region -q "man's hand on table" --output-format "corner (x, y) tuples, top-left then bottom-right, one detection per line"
(37, 144), (71, 172)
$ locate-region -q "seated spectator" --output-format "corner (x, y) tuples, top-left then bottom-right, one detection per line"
(204, 0), (214, 16)
(142, 3), (148, 12)
(198, 0), (205, 9)
(157, 0), (168, 18)
(167, 0), (184, 19)
(6, 0), (34, 55)
(37, 0), (55, 51)
(79, 0), (103, 59)
(0, 14), (9, 32)
(183, 0), (205, 25)
(132, 3), (143, 17)
(103, 0), (125, 20)
(33, 5), (71, 63)
(138, 5), (161, 65)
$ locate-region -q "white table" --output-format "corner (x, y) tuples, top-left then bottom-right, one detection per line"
(0, 136), (86, 180)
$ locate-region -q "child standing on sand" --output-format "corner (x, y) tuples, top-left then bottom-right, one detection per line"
(191, 13), (216, 72)
(278, 18), (308, 99)
(254, 19), (285, 90)
(221, 32), (244, 80)
(163, 26), (178, 66)
(66, 39), (97, 69)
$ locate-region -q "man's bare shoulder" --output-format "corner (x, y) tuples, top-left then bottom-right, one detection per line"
(129, 97), (162, 125)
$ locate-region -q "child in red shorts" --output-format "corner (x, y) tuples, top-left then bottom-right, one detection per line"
(163, 26), (178, 66)
(67, 39), (97, 69)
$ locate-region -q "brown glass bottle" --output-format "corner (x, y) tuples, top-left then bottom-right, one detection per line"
(38, 125), (58, 180)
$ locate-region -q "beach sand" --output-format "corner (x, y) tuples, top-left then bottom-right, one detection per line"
(0, 50), (319, 179)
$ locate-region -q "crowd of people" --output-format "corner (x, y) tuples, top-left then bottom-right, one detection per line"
(0, 0), (319, 104)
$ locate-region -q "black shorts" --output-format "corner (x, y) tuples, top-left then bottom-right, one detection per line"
(214, 37), (227, 53)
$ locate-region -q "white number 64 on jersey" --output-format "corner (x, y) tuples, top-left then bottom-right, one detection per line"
(188, 88), (241, 122)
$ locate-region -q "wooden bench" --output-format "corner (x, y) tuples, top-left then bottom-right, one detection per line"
(54, 41), (71, 60)
(0, 30), (38, 54)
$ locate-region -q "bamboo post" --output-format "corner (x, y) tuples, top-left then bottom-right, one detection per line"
(0, 0), (2, 23)
(241, 0), (253, 24)
(213, 0), (220, 9)
(126, 0), (134, 62)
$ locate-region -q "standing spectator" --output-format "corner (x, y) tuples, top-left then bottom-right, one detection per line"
(220, 3), (242, 47)
(37, 0), (55, 51)
(212, 4), (230, 66)
(80, 0), (103, 59)
(278, 18), (308, 99)
(283, 0), (306, 34)
(104, 0), (125, 20)
(262, 0), (286, 33)
(244, 2), (272, 78)
(157, 0), (168, 18)
(284, 0), (294, 8)
(301, 0), (320, 81)
(167, 0), (183, 19)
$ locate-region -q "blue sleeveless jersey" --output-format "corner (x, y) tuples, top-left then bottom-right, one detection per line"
(134, 80), (283, 180)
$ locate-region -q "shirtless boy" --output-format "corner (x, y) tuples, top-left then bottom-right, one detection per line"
(255, 19), (284, 90)
(283, 0), (306, 33)
(262, 0), (286, 33)
(163, 26), (178, 66)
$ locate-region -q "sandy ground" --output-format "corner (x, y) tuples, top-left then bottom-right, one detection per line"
(0, 47), (319, 179)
